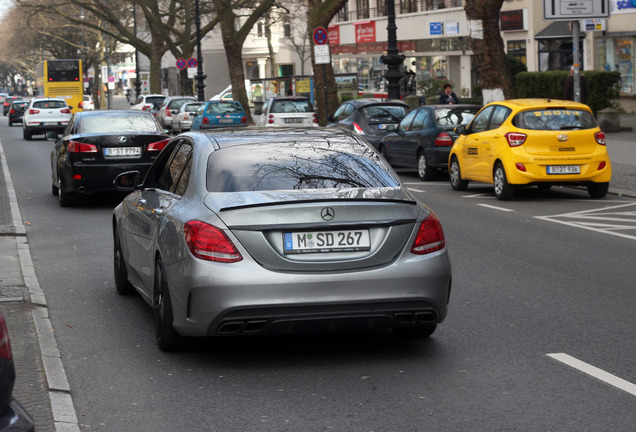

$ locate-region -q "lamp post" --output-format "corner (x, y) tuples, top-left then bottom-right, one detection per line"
(194, 0), (206, 101)
(132, 3), (142, 98)
(380, 0), (404, 100)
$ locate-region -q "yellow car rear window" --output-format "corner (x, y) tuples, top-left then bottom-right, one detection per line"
(514, 109), (597, 131)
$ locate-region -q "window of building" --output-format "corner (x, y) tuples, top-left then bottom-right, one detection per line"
(400, 0), (417, 13)
(357, 0), (369, 19)
(597, 37), (634, 95)
(507, 40), (527, 65)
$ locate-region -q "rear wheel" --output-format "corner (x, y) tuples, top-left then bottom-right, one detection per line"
(23, 128), (32, 140)
(154, 260), (182, 351)
(57, 177), (74, 207)
(417, 152), (435, 181)
(114, 230), (135, 295)
(588, 182), (609, 199)
(493, 163), (514, 200)
(449, 157), (468, 191)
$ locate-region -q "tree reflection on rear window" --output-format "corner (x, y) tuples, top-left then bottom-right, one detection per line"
(514, 109), (597, 131)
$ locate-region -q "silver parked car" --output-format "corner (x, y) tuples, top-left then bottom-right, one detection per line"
(171, 101), (203, 133)
(112, 128), (452, 350)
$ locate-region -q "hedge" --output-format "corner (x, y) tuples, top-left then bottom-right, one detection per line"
(515, 71), (621, 114)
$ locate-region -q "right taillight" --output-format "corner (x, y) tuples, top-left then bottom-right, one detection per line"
(184, 220), (243, 263)
(595, 131), (606, 145)
(352, 122), (364, 135)
(0, 314), (12, 360)
(434, 132), (453, 146)
(505, 132), (527, 147)
(411, 214), (445, 255)
(29, 109), (40, 115)
(68, 141), (98, 153)
(202, 117), (210, 124)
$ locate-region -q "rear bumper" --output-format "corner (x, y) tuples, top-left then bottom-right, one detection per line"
(62, 162), (153, 194)
(0, 399), (35, 432)
(505, 157), (612, 185)
(425, 147), (452, 169)
(200, 123), (248, 129)
(24, 123), (67, 133)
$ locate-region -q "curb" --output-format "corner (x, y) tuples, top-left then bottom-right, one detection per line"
(0, 139), (80, 432)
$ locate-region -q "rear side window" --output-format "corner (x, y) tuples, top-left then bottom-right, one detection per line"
(360, 105), (408, 124)
(513, 109), (598, 131)
(207, 142), (400, 192)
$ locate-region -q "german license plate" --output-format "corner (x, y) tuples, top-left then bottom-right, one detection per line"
(104, 147), (142, 157)
(218, 119), (233, 123)
(285, 118), (303, 123)
(42, 122), (58, 125)
(283, 229), (371, 254)
(546, 165), (580, 175)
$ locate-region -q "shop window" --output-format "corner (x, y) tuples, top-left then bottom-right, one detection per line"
(507, 40), (527, 65)
(597, 38), (633, 95)
(538, 39), (583, 71)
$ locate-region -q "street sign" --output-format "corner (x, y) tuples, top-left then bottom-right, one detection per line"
(543, 0), (609, 20)
(187, 57), (197, 68)
(176, 58), (187, 69)
(314, 45), (330, 65)
(108, 75), (115, 83)
(313, 27), (328, 45)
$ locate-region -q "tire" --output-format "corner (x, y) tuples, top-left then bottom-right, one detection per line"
(449, 157), (468, 191)
(8, 120), (12, 127)
(57, 177), (74, 207)
(23, 128), (32, 140)
(493, 163), (515, 201)
(588, 182), (609, 199)
(154, 260), (182, 351)
(114, 230), (135, 295)
(51, 182), (59, 196)
(417, 152), (435, 181)
(394, 323), (437, 339)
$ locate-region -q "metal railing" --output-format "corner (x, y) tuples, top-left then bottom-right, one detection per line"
(336, 0), (464, 22)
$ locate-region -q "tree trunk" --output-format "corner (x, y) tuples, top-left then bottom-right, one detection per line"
(465, 0), (514, 102)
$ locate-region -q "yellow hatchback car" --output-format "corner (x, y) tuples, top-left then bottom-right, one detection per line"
(448, 99), (611, 200)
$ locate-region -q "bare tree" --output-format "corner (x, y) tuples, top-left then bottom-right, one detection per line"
(278, 0), (310, 76)
(465, 0), (513, 102)
(306, 0), (347, 125)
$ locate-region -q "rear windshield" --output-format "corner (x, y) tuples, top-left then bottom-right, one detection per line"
(13, 102), (28, 109)
(513, 109), (598, 131)
(168, 99), (195, 109)
(146, 97), (165, 108)
(360, 105), (408, 124)
(33, 100), (67, 109)
(184, 103), (202, 112)
(434, 107), (479, 126)
(207, 142), (400, 192)
(78, 116), (160, 133)
(206, 102), (243, 114)
(271, 99), (314, 113)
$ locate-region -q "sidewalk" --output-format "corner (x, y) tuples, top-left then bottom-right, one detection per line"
(0, 101), (634, 432)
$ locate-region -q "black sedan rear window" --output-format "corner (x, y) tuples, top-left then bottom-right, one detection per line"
(207, 142), (400, 192)
(78, 116), (161, 133)
(513, 109), (598, 131)
(360, 105), (408, 124)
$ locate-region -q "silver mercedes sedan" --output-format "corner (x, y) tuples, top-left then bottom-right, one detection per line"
(112, 127), (452, 350)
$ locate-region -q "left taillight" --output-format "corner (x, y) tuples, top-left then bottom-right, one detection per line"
(505, 132), (527, 147)
(411, 214), (445, 255)
(0, 314), (13, 360)
(184, 220), (243, 263)
(147, 138), (169, 152)
(61, 108), (71, 114)
(165, 107), (171, 117)
(68, 140), (98, 153)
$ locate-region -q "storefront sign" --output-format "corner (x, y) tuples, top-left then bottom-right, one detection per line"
(430, 22), (443, 35)
(500, 9), (527, 31)
(329, 25), (340, 45)
(355, 21), (376, 43)
(610, 0), (636, 13)
(581, 18), (606, 30)
(445, 22), (460, 35)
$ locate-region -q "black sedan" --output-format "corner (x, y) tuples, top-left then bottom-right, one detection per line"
(0, 312), (35, 432)
(2, 96), (20, 116)
(50, 110), (170, 206)
(327, 98), (410, 150)
(7, 100), (27, 127)
(379, 104), (480, 180)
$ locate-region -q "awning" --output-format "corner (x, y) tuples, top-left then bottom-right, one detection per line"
(534, 21), (586, 39)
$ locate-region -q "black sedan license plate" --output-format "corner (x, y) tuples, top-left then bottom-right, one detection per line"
(284, 229), (371, 254)
(104, 147), (142, 157)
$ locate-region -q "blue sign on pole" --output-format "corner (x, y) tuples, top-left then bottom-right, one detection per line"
(176, 58), (187, 70)
(430, 22), (443, 36)
(313, 27), (328, 45)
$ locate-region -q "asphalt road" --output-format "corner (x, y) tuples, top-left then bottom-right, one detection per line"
(2, 121), (635, 431)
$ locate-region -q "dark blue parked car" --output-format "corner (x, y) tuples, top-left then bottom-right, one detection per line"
(379, 104), (480, 181)
(191, 101), (247, 130)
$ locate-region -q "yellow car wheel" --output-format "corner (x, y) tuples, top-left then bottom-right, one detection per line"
(493, 163), (515, 201)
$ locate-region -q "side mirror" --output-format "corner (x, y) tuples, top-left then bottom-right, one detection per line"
(130, 102), (134, 106)
(45, 131), (60, 141)
(454, 125), (467, 135)
(68, 106), (73, 110)
(113, 171), (141, 192)
(385, 124), (397, 132)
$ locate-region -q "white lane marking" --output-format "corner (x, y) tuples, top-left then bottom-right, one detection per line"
(477, 203), (515, 212)
(408, 188), (426, 193)
(536, 202), (636, 241)
(403, 182), (447, 186)
(548, 353), (636, 397)
(463, 193), (491, 198)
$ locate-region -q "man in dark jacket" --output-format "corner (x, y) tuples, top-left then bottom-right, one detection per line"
(438, 83), (459, 104)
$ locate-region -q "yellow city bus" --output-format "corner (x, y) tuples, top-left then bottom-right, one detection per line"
(35, 59), (84, 113)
